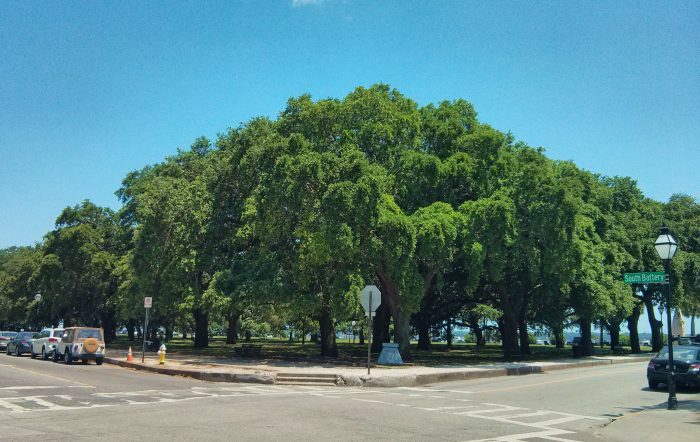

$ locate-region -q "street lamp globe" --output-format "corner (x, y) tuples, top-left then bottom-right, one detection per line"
(34, 293), (42, 302)
(654, 227), (678, 261)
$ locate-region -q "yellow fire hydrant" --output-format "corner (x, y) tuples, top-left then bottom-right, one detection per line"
(158, 344), (167, 365)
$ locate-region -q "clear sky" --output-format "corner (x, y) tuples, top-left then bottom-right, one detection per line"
(1, 1), (698, 330)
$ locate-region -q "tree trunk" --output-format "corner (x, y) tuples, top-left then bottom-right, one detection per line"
(642, 293), (663, 352)
(318, 303), (337, 357)
(627, 299), (642, 353)
(552, 323), (564, 348)
(517, 290), (530, 355)
(165, 326), (173, 341)
(500, 296), (520, 359)
(446, 318), (453, 349)
(99, 313), (116, 344)
(358, 327), (364, 345)
(517, 315), (530, 356)
(371, 304), (387, 353)
(392, 308), (412, 360)
(690, 310), (696, 336)
(226, 312), (240, 345)
(417, 319), (431, 350)
(608, 321), (620, 348)
(127, 318), (135, 341)
(467, 316), (484, 347)
(193, 310), (209, 348)
(377, 269), (412, 359)
(579, 319), (593, 356)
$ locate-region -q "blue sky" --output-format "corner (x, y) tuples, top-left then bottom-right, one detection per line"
(1, 1), (698, 330)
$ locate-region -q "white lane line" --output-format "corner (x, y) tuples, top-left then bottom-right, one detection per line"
(464, 428), (579, 442)
(0, 385), (92, 390)
(24, 396), (71, 410)
(500, 410), (550, 419)
(0, 399), (26, 412)
(397, 387), (474, 394)
(351, 398), (394, 405)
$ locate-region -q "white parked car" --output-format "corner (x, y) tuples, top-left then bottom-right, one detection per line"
(30, 328), (64, 360)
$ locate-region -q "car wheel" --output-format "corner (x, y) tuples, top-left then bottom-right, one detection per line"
(52, 350), (59, 363)
(96, 358), (103, 366)
(42, 347), (48, 360)
(648, 379), (660, 390)
(64, 349), (72, 365)
(5, 347), (10, 355)
(15, 346), (20, 357)
(30, 349), (37, 359)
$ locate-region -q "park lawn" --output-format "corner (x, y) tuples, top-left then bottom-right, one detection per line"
(108, 336), (644, 367)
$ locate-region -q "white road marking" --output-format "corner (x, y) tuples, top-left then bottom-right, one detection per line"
(0, 385), (91, 390)
(0, 399), (26, 412)
(464, 428), (578, 442)
(0, 380), (610, 442)
(398, 387), (474, 394)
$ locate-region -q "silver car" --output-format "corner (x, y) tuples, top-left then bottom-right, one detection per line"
(0, 331), (18, 351)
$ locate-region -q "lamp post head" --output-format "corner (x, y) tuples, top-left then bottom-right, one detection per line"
(34, 293), (42, 302)
(655, 227), (678, 262)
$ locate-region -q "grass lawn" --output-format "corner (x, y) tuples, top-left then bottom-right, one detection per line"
(109, 335), (653, 367)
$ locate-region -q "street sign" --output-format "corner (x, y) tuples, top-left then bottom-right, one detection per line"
(144, 297), (152, 308)
(360, 285), (381, 314)
(623, 272), (666, 284)
(360, 284), (382, 376)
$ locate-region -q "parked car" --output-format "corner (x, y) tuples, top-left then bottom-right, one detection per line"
(53, 327), (105, 365)
(0, 331), (17, 351)
(30, 328), (64, 360)
(6, 331), (38, 356)
(647, 345), (700, 390)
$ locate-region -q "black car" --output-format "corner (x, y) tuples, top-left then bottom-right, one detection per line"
(5, 331), (38, 356)
(647, 345), (700, 390)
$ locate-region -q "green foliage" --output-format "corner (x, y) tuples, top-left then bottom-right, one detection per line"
(2, 84), (696, 359)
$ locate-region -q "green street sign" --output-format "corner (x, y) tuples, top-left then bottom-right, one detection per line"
(623, 272), (666, 284)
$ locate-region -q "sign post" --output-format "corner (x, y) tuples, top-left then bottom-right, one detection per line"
(360, 285), (382, 375)
(142, 297), (152, 363)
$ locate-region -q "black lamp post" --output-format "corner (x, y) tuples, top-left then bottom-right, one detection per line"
(34, 293), (42, 330)
(654, 226), (678, 410)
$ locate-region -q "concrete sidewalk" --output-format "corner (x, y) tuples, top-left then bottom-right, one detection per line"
(105, 350), (651, 388)
(596, 407), (700, 442)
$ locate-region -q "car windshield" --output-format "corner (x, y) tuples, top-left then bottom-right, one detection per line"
(76, 329), (102, 340)
(657, 347), (700, 360)
(17, 332), (36, 339)
(52, 329), (64, 337)
(1, 332), (17, 337)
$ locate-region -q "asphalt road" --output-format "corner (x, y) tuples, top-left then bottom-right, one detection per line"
(0, 353), (697, 441)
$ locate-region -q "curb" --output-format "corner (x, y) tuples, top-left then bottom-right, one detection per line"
(104, 358), (275, 384)
(341, 357), (651, 388)
(105, 355), (650, 388)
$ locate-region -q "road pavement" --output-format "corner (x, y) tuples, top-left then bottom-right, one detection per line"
(0, 353), (697, 441)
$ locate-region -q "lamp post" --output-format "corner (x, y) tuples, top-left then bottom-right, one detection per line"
(654, 226), (678, 410)
(34, 293), (42, 329)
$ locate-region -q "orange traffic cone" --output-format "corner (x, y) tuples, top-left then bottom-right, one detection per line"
(126, 346), (134, 362)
